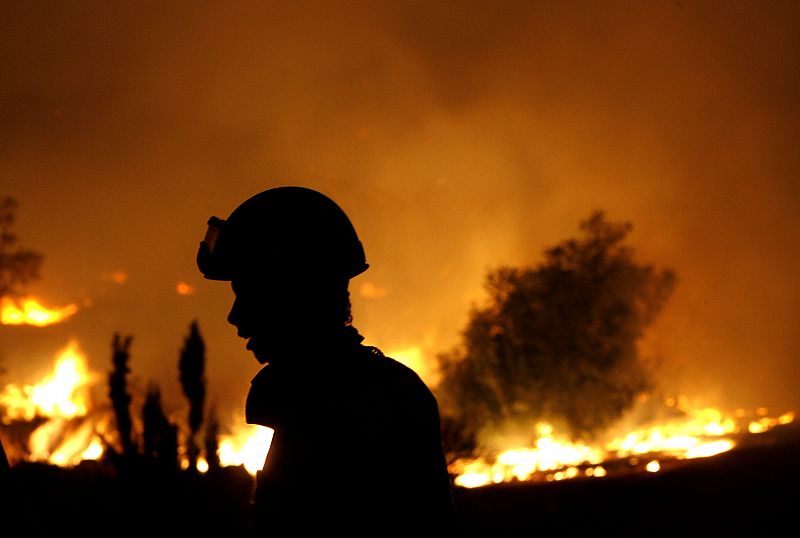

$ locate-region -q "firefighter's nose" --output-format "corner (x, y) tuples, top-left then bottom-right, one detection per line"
(227, 299), (240, 329)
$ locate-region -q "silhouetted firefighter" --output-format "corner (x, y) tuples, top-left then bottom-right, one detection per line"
(197, 186), (455, 534)
(179, 320), (206, 472)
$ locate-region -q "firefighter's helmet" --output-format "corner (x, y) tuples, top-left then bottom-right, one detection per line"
(197, 186), (368, 281)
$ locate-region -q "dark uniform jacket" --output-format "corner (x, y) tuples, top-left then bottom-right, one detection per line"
(245, 332), (454, 534)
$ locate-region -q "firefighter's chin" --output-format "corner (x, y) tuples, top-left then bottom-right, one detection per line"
(246, 335), (292, 365)
(246, 337), (269, 364)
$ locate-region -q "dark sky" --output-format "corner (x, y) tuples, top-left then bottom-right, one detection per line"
(1, 1), (799, 428)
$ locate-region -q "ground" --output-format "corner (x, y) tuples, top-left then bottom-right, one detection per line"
(5, 422), (798, 536)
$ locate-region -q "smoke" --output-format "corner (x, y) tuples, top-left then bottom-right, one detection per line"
(1, 1), (799, 420)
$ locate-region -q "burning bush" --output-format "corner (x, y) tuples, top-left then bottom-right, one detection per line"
(438, 211), (676, 452)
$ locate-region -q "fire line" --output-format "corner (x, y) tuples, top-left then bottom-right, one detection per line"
(1, 296), (78, 327)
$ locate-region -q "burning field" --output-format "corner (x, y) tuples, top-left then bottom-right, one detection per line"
(1, 295), (797, 535)
(0, 304), (271, 474)
(454, 421), (800, 535)
(0, 301), (264, 535)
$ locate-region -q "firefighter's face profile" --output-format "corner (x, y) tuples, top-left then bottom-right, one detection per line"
(228, 277), (300, 364)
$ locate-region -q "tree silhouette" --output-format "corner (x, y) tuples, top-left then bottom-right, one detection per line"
(204, 406), (221, 472)
(179, 320), (206, 472)
(142, 384), (178, 470)
(109, 334), (136, 460)
(0, 196), (42, 493)
(0, 197), (42, 300)
(438, 211), (676, 449)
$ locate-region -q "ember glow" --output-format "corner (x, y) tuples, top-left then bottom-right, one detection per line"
(0, 296), (78, 327)
(451, 405), (795, 488)
(101, 270), (128, 285)
(176, 282), (196, 295)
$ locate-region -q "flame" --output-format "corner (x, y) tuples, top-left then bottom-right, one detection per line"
(606, 406), (739, 458)
(748, 411), (794, 433)
(3, 338), (793, 485)
(196, 457), (210, 473)
(30, 343), (92, 418)
(0, 340), (93, 421)
(2, 341), (274, 472)
(218, 424), (273, 475)
(0, 340), (105, 466)
(451, 403), (795, 488)
(0, 296), (78, 327)
(452, 422), (605, 488)
(80, 437), (104, 461)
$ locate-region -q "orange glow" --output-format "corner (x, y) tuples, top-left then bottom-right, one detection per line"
(0, 296), (78, 327)
(102, 270), (128, 284)
(386, 346), (425, 375)
(385, 345), (439, 387)
(359, 281), (387, 298)
(176, 282), (196, 295)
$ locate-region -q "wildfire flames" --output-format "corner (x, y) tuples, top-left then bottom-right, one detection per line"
(451, 406), (795, 488)
(1, 296), (78, 327)
(0, 337), (794, 485)
(0, 337), (273, 473)
(1, 340), (92, 421)
(0, 340), (105, 465)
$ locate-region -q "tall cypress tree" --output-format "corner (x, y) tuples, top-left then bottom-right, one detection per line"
(109, 334), (135, 459)
(142, 384), (178, 469)
(179, 320), (206, 471)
